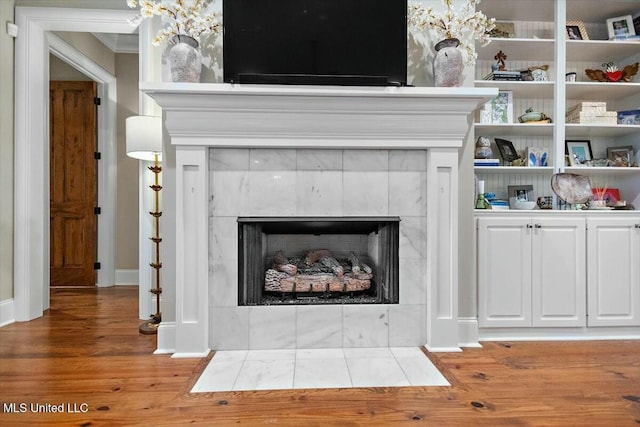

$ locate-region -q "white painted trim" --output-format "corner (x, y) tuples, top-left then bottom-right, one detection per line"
(0, 299), (15, 327)
(424, 345), (463, 353)
(154, 321), (176, 355)
(13, 7), (137, 321)
(458, 317), (482, 348)
(48, 33), (118, 290)
(479, 327), (640, 341)
(116, 269), (139, 286)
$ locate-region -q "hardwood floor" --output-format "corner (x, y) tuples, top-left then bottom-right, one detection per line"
(1, 286), (639, 426)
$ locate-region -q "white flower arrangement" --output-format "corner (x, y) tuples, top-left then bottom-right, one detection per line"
(127, 0), (221, 46)
(408, 0), (495, 64)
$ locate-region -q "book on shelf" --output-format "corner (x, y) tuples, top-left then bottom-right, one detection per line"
(483, 70), (523, 81)
(474, 158), (501, 166)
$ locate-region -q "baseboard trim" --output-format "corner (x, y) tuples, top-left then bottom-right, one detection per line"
(479, 326), (640, 342)
(116, 269), (138, 286)
(458, 317), (482, 348)
(154, 321), (176, 355)
(0, 298), (15, 327)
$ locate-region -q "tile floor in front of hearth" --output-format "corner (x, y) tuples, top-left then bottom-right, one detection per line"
(191, 347), (449, 392)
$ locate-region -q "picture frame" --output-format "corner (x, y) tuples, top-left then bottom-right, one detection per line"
(488, 91), (513, 124)
(508, 185), (534, 202)
(606, 15), (635, 39)
(490, 21), (516, 38)
(565, 140), (593, 166)
(495, 138), (520, 162)
(566, 21), (589, 40)
(526, 147), (548, 166)
(607, 145), (634, 167)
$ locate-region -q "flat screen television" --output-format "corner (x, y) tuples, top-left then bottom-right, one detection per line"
(223, 0), (408, 86)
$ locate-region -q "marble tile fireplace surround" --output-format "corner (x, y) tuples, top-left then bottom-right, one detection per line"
(142, 83), (496, 357)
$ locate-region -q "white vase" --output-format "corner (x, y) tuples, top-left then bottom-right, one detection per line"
(168, 35), (202, 83)
(433, 38), (464, 87)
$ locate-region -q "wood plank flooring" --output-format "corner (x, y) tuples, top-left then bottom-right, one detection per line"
(1, 286), (639, 426)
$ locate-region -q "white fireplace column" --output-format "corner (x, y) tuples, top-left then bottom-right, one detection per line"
(142, 83), (496, 356)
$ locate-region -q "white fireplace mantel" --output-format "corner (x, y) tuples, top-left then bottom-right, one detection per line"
(141, 83), (496, 357)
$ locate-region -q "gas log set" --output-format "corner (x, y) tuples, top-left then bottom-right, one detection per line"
(264, 249), (374, 296)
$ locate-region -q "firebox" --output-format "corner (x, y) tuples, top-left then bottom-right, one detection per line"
(238, 217), (400, 306)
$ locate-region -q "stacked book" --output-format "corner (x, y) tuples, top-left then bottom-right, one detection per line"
(474, 158), (501, 166)
(566, 101), (617, 124)
(482, 70), (523, 81)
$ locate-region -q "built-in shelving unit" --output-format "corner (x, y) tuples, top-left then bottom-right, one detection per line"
(474, 0), (640, 209)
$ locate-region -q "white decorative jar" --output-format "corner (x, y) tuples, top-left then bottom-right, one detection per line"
(433, 38), (464, 87)
(168, 35), (202, 83)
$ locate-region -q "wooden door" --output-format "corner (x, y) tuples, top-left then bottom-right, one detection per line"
(50, 81), (97, 286)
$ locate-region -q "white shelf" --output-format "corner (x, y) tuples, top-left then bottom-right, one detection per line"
(566, 40), (640, 63)
(477, 38), (556, 61)
(475, 80), (555, 98)
(566, 82), (640, 101)
(474, 123), (554, 137)
(475, 166), (554, 174)
(564, 166), (640, 175)
(565, 124), (640, 137)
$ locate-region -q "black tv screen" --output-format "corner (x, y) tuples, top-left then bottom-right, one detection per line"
(223, 0), (408, 86)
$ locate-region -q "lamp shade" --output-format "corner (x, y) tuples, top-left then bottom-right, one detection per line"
(126, 115), (163, 161)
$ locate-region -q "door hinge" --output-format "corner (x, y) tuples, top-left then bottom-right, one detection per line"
(94, 97), (101, 106)
(94, 207), (101, 215)
(94, 262), (101, 270)
(94, 152), (101, 160)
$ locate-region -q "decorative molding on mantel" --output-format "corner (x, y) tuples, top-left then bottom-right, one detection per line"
(145, 83), (497, 356)
(141, 83), (497, 149)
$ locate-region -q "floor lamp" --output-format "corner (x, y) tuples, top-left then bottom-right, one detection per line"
(126, 116), (163, 335)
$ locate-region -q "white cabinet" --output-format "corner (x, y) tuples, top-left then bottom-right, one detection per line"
(586, 218), (640, 327)
(478, 216), (586, 328)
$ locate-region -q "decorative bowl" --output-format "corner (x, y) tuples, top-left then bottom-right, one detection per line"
(512, 200), (537, 210)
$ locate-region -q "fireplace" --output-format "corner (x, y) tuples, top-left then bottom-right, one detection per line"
(141, 83), (496, 355)
(238, 217), (400, 306)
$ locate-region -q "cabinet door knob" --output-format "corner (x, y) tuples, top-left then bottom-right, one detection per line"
(526, 224), (533, 229)
(535, 224), (542, 228)
(635, 224), (640, 228)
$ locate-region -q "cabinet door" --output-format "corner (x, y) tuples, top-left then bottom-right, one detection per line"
(478, 217), (532, 328)
(531, 217), (586, 327)
(587, 218), (640, 327)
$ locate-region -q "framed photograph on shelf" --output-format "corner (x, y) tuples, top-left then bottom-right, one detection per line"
(607, 145), (634, 167)
(488, 91), (513, 124)
(606, 15), (635, 39)
(495, 138), (520, 162)
(566, 21), (589, 40)
(565, 140), (593, 165)
(490, 21), (516, 38)
(507, 185), (534, 202)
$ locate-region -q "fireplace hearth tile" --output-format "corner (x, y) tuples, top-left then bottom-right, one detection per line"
(399, 259), (425, 304)
(211, 307), (249, 350)
(249, 306), (297, 349)
(346, 357), (411, 388)
(293, 358), (352, 389)
(233, 359), (296, 391)
(191, 347), (450, 392)
(389, 305), (424, 347)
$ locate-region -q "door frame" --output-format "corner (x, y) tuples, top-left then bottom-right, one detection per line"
(14, 7), (137, 321)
